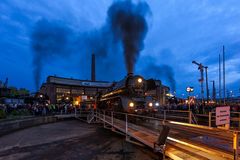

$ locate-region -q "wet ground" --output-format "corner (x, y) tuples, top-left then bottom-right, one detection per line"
(0, 120), (159, 160)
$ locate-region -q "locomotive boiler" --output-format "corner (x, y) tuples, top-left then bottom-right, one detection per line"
(97, 73), (156, 113)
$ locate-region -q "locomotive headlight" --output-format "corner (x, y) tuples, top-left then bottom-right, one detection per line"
(137, 78), (143, 83)
(129, 102), (134, 107)
(148, 102), (153, 107)
(155, 102), (159, 106)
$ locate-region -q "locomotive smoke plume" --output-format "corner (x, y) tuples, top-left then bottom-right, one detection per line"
(107, 0), (150, 74)
(31, 0), (151, 89)
(144, 64), (176, 92)
(31, 19), (72, 89)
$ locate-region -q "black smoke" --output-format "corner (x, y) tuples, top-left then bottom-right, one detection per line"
(143, 64), (176, 92)
(31, 19), (115, 90)
(31, 19), (72, 89)
(107, 0), (150, 74)
(31, 0), (151, 90)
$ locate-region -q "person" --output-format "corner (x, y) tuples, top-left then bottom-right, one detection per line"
(52, 104), (56, 114)
(33, 104), (38, 116)
(42, 106), (46, 116)
(199, 104), (203, 114)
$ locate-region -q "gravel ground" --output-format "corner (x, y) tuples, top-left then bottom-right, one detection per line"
(0, 120), (160, 160)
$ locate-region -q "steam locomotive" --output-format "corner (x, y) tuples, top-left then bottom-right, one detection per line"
(97, 73), (159, 113)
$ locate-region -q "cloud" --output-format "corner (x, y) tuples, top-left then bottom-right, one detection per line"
(1, 0), (240, 96)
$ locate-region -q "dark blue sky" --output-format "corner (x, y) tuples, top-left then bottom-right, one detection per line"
(0, 0), (240, 97)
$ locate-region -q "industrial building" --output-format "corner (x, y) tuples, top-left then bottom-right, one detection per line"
(39, 54), (170, 107)
(39, 54), (113, 106)
(40, 76), (113, 105)
(40, 76), (170, 106)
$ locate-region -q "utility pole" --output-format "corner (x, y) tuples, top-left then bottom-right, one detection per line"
(223, 46), (226, 104)
(210, 80), (216, 101)
(205, 66), (209, 103)
(192, 61), (204, 103)
(219, 54), (222, 104)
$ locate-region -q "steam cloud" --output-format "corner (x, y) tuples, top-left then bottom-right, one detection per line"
(143, 64), (176, 92)
(31, 0), (150, 89)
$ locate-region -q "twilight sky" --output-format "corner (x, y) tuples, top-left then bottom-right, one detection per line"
(0, 0), (240, 97)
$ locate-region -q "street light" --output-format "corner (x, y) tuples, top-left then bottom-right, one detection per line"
(186, 87), (194, 92)
(186, 87), (194, 111)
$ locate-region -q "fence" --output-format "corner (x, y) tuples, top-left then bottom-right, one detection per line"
(91, 109), (240, 160)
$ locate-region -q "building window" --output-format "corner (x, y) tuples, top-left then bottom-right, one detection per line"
(71, 89), (84, 95)
(56, 88), (70, 94)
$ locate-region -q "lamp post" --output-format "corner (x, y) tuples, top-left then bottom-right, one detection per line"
(186, 87), (194, 111)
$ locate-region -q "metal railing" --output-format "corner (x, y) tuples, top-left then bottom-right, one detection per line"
(91, 109), (240, 160)
(148, 109), (240, 130)
(71, 108), (240, 159)
(87, 109), (95, 123)
(73, 108), (240, 130)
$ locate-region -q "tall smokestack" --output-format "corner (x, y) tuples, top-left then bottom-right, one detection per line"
(91, 53), (96, 81)
(127, 72), (133, 77)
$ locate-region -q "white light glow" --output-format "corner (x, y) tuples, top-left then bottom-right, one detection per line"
(149, 102), (153, 107)
(137, 78), (143, 83)
(129, 102), (134, 107)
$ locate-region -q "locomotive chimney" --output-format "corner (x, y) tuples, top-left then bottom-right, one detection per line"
(127, 72), (133, 77)
(91, 53), (96, 81)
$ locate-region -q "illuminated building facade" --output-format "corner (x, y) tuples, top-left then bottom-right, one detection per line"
(40, 76), (113, 106)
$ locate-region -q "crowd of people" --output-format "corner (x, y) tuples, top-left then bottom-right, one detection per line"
(0, 103), (90, 118)
(163, 102), (240, 113)
(1, 101), (240, 119)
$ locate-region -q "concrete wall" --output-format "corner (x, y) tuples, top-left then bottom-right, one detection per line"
(0, 116), (57, 136)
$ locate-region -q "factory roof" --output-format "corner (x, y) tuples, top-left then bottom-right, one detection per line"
(46, 76), (113, 88)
